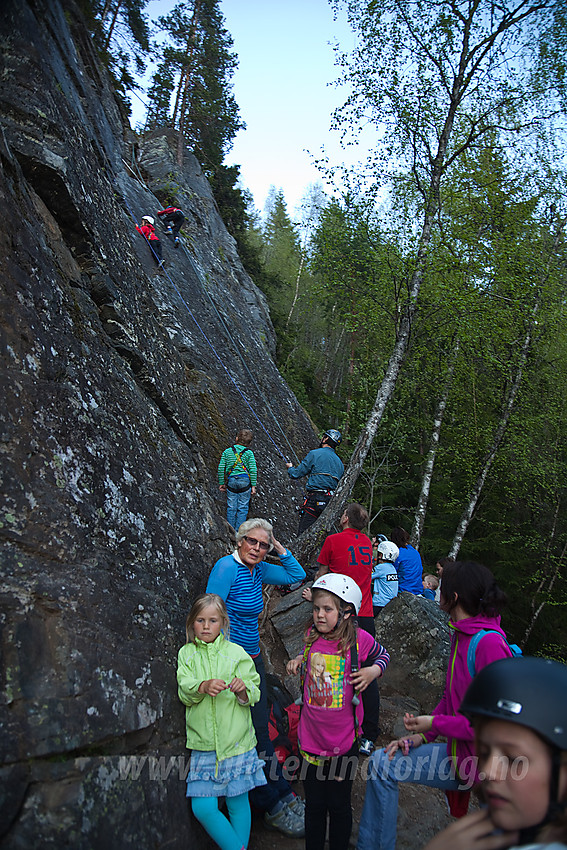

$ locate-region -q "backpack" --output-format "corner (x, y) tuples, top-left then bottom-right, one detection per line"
(266, 673), (301, 779)
(226, 446), (251, 493)
(466, 629), (522, 677)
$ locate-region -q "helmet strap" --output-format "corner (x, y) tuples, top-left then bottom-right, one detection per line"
(519, 748), (565, 843)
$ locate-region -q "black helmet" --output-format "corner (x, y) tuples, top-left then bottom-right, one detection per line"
(324, 428), (342, 447)
(460, 656), (567, 750)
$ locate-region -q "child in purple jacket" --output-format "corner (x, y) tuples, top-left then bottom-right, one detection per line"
(357, 560), (513, 850)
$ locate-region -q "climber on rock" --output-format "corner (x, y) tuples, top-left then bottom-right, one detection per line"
(136, 216), (164, 266)
(157, 205), (185, 247)
(286, 429), (344, 534)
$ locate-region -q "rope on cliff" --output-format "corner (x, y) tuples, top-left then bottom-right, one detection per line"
(122, 195), (294, 463)
(182, 250), (300, 464)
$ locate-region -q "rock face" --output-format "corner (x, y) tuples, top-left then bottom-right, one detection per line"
(0, 1), (315, 846)
(0, 2), (454, 848)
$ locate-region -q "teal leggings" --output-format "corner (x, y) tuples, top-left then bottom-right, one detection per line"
(191, 793), (250, 850)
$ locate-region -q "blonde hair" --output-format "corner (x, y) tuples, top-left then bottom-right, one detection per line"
(423, 574), (439, 589)
(185, 593), (229, 643)
(305, 589), (358, 655)
(310, 652), (327, 678)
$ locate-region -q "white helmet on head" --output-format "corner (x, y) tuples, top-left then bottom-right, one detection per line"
(311, 573), (362, 614)
(377, 541), (399, 563)
(142, 215), (155, 225)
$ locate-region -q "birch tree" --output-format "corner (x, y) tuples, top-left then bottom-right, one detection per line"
(294, 0), (565, 558)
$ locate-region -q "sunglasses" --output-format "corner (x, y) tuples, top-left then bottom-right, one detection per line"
(243, 535), (270, 551)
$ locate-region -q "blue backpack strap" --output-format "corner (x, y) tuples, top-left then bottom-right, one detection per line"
(467, 630), (522, 677)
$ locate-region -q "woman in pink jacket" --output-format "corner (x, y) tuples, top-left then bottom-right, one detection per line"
(357, 561), (514, 850)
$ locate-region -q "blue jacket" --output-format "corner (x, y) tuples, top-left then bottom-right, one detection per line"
(287, 446), (344, 491)
(371, 561), (399, 606)
(394, 544), (423, 594)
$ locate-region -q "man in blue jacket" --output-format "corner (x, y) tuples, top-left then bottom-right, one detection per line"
(286, 429), (344, 533)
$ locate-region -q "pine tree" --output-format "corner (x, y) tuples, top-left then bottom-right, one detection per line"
(146, 0), (243, 171)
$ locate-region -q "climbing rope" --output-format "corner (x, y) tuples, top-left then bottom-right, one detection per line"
(121, 193), (296, 463)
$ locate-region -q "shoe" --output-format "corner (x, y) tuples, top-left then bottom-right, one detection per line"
(359, 738), (375, 756)
(264, 803), (305, 838)
(286, 795), (305, 818)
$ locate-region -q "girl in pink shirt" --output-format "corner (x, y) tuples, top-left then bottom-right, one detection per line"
(286, 574), (389, 850)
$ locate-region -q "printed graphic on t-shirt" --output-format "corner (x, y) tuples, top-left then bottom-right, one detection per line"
(307, 651), (345, 709)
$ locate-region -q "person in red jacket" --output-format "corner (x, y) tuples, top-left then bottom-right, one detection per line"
(157, 206), (185, 245)
(135, 216), (163, 265)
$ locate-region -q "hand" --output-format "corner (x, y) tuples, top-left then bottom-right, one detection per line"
(286, 656), (302, 675)
(219, 485), (227, 492)
(403, 712), (433, 733)
(251, 486), (256, 496)
(271, 535), (286, 556)
(422, 809), (519, 850)
(350, 666), (381, 693)
(383, 734), (423, 759)
(228, 677), (248, 700)
(198, 679), (227, 696)
(302, 586), (313, 602)
(285, 462), (293, 469)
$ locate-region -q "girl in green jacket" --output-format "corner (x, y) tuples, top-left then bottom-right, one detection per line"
(177, 593), (266, 850)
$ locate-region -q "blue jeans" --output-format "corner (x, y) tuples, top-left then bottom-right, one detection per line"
(226, 476), (251, 530)
(357, 743), (463, 850)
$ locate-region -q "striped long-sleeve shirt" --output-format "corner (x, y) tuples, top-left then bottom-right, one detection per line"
(206, 551), (306, 655)
(217, 444), (257, 486)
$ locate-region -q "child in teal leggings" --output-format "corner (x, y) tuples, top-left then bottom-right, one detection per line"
(177, 593), (267, 850)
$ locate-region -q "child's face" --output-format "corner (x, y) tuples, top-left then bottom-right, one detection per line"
(312, 591), (340, 634)
(193, 604), (223, 643)
(313, 659), (325, 677)
(423, 577), (434, 590)
(477, 719), (555, 832)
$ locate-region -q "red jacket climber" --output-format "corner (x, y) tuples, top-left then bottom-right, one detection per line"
(136, 216), (163, 264)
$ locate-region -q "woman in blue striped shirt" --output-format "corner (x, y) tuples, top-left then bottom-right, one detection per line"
(207, 518), (306, 838)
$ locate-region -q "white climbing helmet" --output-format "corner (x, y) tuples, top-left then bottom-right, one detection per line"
(311, 573), (362, 614)
(377, 541), (399, 563)
(142, 215), (155, 225)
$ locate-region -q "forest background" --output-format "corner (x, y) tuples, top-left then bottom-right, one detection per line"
(86, 0), (567, 658)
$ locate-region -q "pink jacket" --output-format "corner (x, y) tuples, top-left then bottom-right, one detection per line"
(424, 614), (512, 779)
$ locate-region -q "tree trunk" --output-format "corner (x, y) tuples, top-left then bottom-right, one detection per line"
(522, 500), (565, 647)
(175, 0), (201, 167)
(449, 322), (535, 558)
(102, 0), (121, 51)
(295, 91), (460, 562)
(285, 253), (304, 330)
(411, 339), (460, 548)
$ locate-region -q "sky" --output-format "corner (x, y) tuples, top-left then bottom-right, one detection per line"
(130, 0), (367, 218)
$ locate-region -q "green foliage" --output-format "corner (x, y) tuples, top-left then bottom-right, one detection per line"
(146, 0), (244, 175)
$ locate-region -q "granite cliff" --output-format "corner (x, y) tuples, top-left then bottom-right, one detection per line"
(0, 0), (316, 845)
(0, 2), (451, 848)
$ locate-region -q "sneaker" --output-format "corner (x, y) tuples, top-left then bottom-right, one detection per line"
(264, 803), (305, 838)
(286, 795), (305, 818)
(359, 738), (375, 756)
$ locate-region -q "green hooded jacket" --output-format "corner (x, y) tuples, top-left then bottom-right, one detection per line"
(177, 634), (261, 761)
